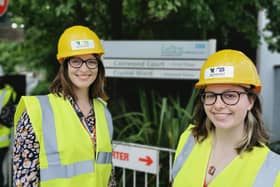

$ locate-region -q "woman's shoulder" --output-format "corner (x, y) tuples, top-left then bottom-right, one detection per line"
(179, 124), (195, 139)
(254, 149), (280, 186)
(267, 149), (280, 164)
(94, 97), (107, 106)
(248, 146), (280, 171)
(175, 124), (195, 149)
(15, 111), (33, 134)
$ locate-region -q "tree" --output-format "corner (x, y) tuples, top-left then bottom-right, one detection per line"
(261, 0), (280, 52)
(3, 0), (111, 80)
(1, 0), (279, 78)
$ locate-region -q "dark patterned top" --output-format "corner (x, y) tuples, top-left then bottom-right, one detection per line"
(13, 96), (116, 187)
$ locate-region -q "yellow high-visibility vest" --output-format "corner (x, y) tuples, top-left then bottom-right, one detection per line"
(0, 84), (16, 148)
(15, 94), (113, 187)
(172, 125), (280, 187)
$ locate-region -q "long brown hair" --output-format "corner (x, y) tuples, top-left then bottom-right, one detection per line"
(191, 88), (269, 154)
(49, 55), (108, 101)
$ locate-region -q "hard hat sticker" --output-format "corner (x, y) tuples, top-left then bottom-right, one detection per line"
(71, 40), (95, 50)
(204, 66), (234, 79)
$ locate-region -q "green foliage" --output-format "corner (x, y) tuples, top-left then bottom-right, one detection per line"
(261, 0), (280, 52)
(5, 0), (111, 81)
(3, 0), (280, 77)
(30, 80), (50, 95)
(0, 42), (25, 74)
(112, 88), (199, 149)
(148, 0), (181, 20)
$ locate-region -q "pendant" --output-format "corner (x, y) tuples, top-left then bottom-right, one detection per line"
(208, 166), (216, 176)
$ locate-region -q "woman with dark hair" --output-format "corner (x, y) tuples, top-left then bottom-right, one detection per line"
(13, 25), (114, 187)
(171, 49), (280, 187)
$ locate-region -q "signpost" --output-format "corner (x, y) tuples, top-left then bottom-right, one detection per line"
(103, 40), (216, 80)
(112, 141), (159, 174)
(0, 0), (8, 17)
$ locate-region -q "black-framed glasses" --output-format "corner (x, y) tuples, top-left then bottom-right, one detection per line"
(68, 57), (98, 69)
(200, 91), (249, 106)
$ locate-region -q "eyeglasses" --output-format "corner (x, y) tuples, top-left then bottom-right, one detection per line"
(200, 91), (249, 106)
(68, 57), (99, 69)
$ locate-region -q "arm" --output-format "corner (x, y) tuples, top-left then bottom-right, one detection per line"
(13, 111), (40, 186)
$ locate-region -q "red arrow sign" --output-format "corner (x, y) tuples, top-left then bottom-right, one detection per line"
(138, 156), (153, 166)
(0, 0), (8, 17)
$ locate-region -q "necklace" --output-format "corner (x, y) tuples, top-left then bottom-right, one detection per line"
(208, 165), (216, 176)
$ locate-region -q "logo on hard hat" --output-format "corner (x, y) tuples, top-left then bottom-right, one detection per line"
(205, 66), (234, 79)
(71, 40), (94, 50)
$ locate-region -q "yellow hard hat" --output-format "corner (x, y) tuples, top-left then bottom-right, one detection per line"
(195, 49), (261, 93)
(56, 25), (104, 63)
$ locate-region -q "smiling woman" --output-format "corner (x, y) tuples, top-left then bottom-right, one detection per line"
(171, 49), (280, 187)
(13, 25), (115, 187)
(67, 54), (99, 93)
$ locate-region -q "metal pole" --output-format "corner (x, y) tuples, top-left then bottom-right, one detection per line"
(133, 170), (136, 187)
(169, 152), (173, 182)
(123, 168), (126, 187)
(144, 173), (147, 187)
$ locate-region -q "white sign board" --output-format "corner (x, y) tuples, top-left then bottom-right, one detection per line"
(103, 40), (215, 59)
(106, 68), (200, 79)
(104, 59), (203, 79)
(102, 40), (216, 79)
(112, 142), (159, 174)
(104, 59), (204, 69)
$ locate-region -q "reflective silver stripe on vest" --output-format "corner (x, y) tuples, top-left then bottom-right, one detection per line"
(97, 97), (113, 141)
(0, 90), (7, 112)
(104, 106), (113, 140)
(253, 151), (280, 187)
(0, 90), (8, 144)
(171, 135), (195, 180)
(41, 159), (94, 181)
(97, 152), (112, 164)
(38, 96), (94, 181)
(0, 135), (9, 141)
(96, 99), (113, 163)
